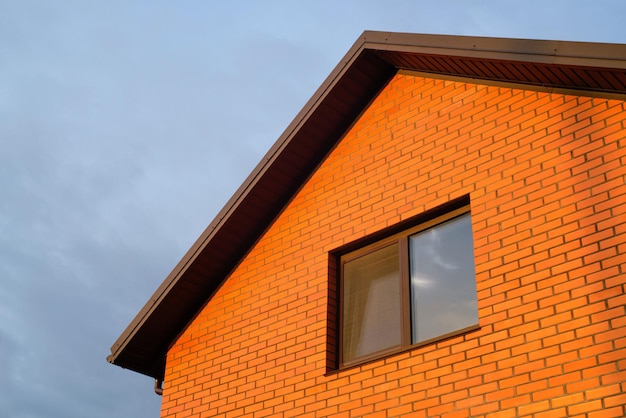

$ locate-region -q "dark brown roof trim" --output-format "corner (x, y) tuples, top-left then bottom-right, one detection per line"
(108, 31), (626, 379)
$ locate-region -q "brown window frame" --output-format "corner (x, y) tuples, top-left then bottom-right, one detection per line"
(336, 204), (479, 369)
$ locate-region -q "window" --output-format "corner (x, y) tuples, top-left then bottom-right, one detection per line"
(339, 207), (478, 366)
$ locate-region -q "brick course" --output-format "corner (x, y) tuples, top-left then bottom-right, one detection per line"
(161, 73), (626, 417)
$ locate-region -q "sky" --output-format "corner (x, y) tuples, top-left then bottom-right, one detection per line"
(1, 1), (625, 417)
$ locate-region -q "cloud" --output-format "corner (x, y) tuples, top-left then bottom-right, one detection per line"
(411, 275), (435, 289)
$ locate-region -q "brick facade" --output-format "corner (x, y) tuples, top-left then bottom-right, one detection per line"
(160, 73), (626, 417)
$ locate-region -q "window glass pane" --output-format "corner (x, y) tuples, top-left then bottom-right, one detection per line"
(342, 243), (401, 363)
(409, 213), (478, 343)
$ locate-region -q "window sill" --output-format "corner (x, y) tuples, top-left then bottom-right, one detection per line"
(326, 324), (481, 376)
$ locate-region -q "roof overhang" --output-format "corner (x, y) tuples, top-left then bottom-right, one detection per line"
(108, 31), (626, 380)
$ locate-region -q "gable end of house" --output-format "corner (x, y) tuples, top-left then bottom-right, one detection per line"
(107, 31), (626, 380)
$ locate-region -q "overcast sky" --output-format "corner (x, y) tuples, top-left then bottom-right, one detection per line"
(1, 1), (625, 417)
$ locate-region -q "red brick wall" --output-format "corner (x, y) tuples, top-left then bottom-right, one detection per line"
(160, 73), (626, 418)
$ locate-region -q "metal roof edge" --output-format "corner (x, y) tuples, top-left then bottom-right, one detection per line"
(360, 31), (626, 69)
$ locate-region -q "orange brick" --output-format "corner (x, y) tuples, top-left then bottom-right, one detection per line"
(588, 407), (625, 418)
(567, 399), (603, 415)
(533, 407), (569, 418)
(532, 385), (565, 402)
(517, 400), (551, 415)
